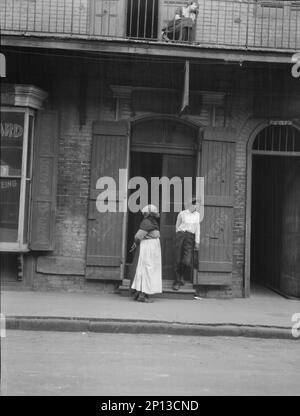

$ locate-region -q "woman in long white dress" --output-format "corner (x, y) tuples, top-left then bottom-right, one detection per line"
(131, 205), (162, 303)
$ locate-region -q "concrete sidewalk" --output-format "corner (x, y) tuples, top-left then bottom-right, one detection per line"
(1, 286), (300, 339)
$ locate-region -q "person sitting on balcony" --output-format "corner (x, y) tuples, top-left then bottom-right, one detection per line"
(162, 1), (199, 42)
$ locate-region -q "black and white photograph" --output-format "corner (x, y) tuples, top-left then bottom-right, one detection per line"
(0, 0), (300, 400)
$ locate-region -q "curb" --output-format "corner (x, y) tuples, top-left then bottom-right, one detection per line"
(4, 316), (298, 340)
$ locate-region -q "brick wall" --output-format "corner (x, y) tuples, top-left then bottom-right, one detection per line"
(32, 69), (254, 296)
(3, 52), (300, 297)
(33, 63), (118, 292)
(32, 64), (300, 296)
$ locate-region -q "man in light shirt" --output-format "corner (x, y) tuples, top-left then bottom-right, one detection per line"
(173, 197), (200, 291)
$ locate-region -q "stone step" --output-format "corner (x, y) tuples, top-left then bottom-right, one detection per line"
(119, 279), (196, 300)
(1, 283), (27, 291)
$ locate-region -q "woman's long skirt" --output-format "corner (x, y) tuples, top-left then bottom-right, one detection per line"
(131, 239), (162, 295)
(128, 244), (140, 295)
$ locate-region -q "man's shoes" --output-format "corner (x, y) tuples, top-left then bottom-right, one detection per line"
(173, 282), (180, 291)
(179, 280), (185, 287)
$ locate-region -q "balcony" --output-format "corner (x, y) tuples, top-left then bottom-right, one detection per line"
(1, 0), (300, 53)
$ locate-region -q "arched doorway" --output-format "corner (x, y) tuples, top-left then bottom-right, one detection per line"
(126, 116), (199, 281)
(248, 123), (300, 298)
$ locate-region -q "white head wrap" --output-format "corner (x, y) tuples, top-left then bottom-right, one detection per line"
(141, 204), (159, 214)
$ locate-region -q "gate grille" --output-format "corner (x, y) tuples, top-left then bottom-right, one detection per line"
(253, 125), (300, 153)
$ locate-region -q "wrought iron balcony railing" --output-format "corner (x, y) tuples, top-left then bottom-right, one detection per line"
(1, 0), (300, 52)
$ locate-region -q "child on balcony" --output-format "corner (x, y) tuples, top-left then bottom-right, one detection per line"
(162, 1), (199, 42)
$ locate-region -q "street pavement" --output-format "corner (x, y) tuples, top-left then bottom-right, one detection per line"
(1, 330), (300, 396)
(1, 285), (300, 339)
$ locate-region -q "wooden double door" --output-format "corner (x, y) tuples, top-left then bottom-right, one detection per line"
(86, 119), (235, 289)
(127, 151), (196, 280)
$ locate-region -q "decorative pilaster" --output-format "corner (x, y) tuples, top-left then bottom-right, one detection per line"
(201, 91), (226, 127)
(110, 85), (133, 120)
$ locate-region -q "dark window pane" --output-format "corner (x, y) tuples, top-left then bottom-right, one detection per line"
(0, 178), (21, 242)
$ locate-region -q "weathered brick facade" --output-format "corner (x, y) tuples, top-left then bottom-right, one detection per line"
(1, 0), (300, 298)
(2, 50), (298, 297)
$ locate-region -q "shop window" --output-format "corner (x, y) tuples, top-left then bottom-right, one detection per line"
(127, 0), (159, 39)
(0, 108), (34, 251)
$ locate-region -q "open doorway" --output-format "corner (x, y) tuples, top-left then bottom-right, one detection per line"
(251, 156), (285, 290)
(126, 151), (162, 266)
(250, 125), (300, 298)
(126, 117), (198, 282)
(126, 151), (196, 280)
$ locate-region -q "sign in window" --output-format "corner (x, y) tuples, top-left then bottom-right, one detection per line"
(0, 108), (33, 250)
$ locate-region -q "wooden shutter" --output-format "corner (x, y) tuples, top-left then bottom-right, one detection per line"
(30, 111), (58, 251)
(195, 137), (235, 285)
(86, 120), (129, 280)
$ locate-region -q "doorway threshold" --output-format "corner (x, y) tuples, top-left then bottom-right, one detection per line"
(119, 279), (196, 300)
(251, 282), (300, 300)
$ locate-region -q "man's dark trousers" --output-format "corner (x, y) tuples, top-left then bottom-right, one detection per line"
(174, 231), (195, 284)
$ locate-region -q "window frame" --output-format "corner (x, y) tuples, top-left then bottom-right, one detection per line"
(0, 106), (35, 252)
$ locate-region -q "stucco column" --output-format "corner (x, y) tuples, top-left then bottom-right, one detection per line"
(201, 91), (226, 127)
(110, 85), (133, 120)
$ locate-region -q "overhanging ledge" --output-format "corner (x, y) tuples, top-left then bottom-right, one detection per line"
(1, 35), (296, 65)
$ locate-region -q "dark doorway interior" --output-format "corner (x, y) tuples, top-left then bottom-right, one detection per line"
(251, 156), (284, 288)
(126, 0), (159, 39)
(251, 155), (300, 298)
(126, 150), (196, 281)
(126, 151), (162, 265)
